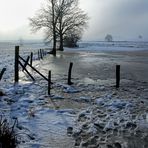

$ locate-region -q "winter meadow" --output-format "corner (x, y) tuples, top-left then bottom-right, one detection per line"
(0, 0), (148, 148)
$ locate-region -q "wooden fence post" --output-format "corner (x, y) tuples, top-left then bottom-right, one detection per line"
(48, 71), (51, 95)
(0, 68), (6, 81)
(19, 56), (51, 82)
(15, 46), (19, 82)
(116, 65), (120, 88)
(40, 49), (43, 59)
(43, 49), (45, 56)
(42, 49), (44, 58)
(30, 52), (33, 66)
(68, 62), (73, 85)
(38, 50), (40, 60)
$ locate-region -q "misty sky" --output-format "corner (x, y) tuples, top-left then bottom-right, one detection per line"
(0, 0), (148, 41)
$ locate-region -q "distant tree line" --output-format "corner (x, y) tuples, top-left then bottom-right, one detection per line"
(29, 0), (89, 55)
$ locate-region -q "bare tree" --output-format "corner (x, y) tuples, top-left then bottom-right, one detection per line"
(29, 0), (59, 55)
(29, 0), (88, 54)
(56, 0), (88, 50)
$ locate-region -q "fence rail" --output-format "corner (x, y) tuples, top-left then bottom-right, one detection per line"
(13, 46), (121, 96)
(14, 46), (52, 95)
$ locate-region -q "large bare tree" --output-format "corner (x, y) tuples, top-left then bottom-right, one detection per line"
(56, 0), (88, 50)
(29, 0), (88, 54)
(29, 0), (58, 55)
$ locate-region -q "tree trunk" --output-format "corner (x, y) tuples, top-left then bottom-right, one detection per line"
(51, 0), (56, 56)
(51, 31), (56, 56)
(59, 33), (64, 51)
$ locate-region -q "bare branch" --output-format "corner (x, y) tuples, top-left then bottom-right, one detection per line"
(29, 0), (89, 51)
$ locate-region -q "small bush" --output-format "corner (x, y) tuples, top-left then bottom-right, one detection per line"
(64, 34), (80, 48)
(0, 116), (18, 148)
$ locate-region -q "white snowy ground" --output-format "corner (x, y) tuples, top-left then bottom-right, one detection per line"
(0, 41), (148, 147)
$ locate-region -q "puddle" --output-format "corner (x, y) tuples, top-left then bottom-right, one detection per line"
(80, 77), (114, 86)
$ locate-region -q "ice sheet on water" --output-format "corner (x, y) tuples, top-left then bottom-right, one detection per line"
(55, 82), (80, 93)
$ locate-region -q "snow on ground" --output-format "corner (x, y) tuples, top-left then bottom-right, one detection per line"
(67, 41), (148, 52)
(0, 41), (148, 147)
(71, 89), (148, 148)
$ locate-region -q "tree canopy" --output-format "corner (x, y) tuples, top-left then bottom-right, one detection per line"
(29, 0), (88, 55)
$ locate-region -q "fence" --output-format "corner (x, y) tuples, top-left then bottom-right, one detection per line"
(1, 46), (121, 96)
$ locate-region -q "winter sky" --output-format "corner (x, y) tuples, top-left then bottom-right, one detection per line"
(0, 0), (148, 41)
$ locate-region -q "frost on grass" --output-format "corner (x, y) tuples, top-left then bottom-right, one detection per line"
(0, 117), (18, 148)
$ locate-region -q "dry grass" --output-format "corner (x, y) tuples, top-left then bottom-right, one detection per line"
(0, 116), (18, 148)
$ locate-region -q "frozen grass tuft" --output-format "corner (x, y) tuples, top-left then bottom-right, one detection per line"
(0, 116), (18, 148)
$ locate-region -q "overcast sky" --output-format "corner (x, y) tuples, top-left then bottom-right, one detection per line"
(0, 0), (148, 41)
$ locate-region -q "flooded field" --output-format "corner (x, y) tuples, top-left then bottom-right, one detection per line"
(0, 41), (148, 147)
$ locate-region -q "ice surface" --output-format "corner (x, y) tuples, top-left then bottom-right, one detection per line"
(1, 41), (148, 147)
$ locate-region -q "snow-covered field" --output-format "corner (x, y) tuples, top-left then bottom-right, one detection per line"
(0, 41), (148, 147)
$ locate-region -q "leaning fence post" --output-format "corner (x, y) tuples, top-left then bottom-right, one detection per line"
(0, 68), (6, 81)
(30, 52), (33, 66)
(116, 65), (120, 88)
(22, 56), (30, 71)
(48, 71), (51, 95)
(68, 62), (73, 85)
(15, 46), (19, 82)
